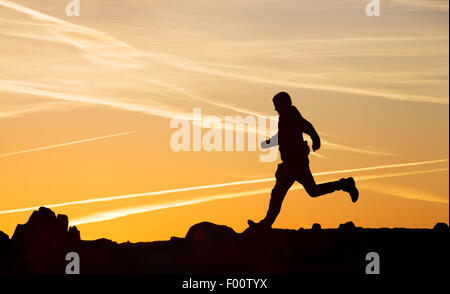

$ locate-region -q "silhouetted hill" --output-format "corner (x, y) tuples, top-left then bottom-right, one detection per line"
(4, 207), (80, 273)
(0, 207), (448, 276)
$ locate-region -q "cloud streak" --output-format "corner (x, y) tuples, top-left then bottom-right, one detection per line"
(0, 131), (135, 158)
(69, 188), (272, 226)
(150, 56), (448, 105)
(396, 0), (449, 11)
(0, 80), (190, 119)
(69, 167), (449, 226)
(1, 1), (446, 105)
(0, 79), (391, 157)
(360, 182), (448, 204)
(0, 0), (138, 67)
(0, 158), (446, 215)
(0, 101), (71, 119)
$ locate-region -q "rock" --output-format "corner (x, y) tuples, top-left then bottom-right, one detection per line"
(87, 238), (117, 248)
(0, 230), (11, 273)
(12, 207), (78, 246)
(433, 222), (449, 232)
(185, 222), (237, 245)
(0, 231), (8, 242)
(68, 226), (81, 241)
(56, 214), (69, 233)
(2, 212), (449, 275)
(9, 207), (83, 273)
(339, 221), (356, 231)
(29, 206), (56, 223)
(311, 223), (321, 231)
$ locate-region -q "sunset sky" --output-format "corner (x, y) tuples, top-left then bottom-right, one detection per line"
(0, 0), (448, 242)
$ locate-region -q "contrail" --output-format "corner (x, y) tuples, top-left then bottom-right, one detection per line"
(0, 79), (384, 159)
(2, 1), (446, 104)
(353, 168), (449, 182)
(70, 188), (271, 226)
(0, 0), (137, 67)
(0, 158), (447, 215)
(0, 131), (135, 158)
(145, 52), (448, 105)
(313, 158), (448, 176)
(69, 167), (449, 226)
(396, 0), (449, 11)
(0, 80), (189, 120)
(360, 182), (449, 204)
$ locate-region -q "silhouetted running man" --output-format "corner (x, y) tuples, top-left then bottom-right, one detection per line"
(248, 92), (359, 230)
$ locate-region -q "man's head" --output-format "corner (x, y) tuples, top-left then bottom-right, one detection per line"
(272, 92), (292, 115)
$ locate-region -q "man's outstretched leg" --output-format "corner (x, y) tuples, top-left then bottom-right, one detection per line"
(301, 168), (359, 202)
(248, 164), (295, 229)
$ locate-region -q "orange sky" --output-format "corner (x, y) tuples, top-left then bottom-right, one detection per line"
(0, 0), (448, 242)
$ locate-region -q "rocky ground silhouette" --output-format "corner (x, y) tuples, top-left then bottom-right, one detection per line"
(0, 207), (448, 276)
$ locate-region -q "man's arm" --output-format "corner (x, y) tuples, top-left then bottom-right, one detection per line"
(260, 132), (278, 149)
(302, 118), (321, 151)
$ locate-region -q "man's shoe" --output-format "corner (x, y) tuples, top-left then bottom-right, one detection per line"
(341, 177), (359, 203)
